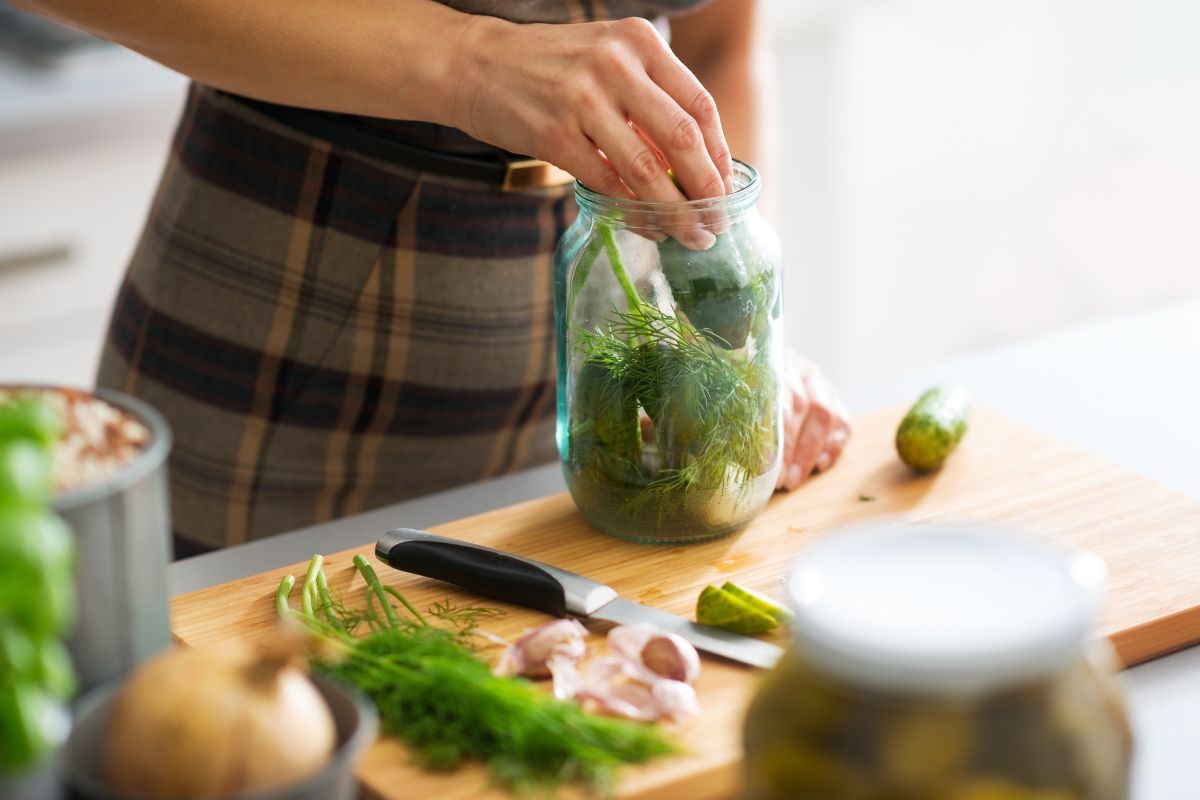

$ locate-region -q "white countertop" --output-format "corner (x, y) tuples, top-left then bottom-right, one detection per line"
(171, 294), (1200, 799)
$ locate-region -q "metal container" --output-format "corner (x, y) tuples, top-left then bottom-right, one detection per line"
(61, 675), (378, 800)
(50, 388), (173, 691)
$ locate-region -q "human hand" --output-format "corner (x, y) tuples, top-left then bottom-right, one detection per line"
(451, 16), (733, 209)
(777, 352), (851, 491)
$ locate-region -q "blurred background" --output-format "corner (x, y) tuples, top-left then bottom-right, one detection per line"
(0, 0), (1198, 388)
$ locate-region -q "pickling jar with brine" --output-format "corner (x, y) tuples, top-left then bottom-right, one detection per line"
(744, 525), (1133, 800)
(554, 161), (782, 544)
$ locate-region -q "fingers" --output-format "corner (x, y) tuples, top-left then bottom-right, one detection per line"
(560, 139), (637, 201)
(804, 363), (851, 474)
(621, 79), (726, 203)
(777, 355), (853, 492)
(776, 355), (811, 490)
(584, 111), (684, 202)
(644, 48), (735, 194)
(584, 112), (714, 249)
(791, 405), (832, 486)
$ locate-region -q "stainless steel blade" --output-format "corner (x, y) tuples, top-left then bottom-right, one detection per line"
(588, 597), (783, 669)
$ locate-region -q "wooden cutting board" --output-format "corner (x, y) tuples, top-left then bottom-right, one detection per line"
(171, 407), (1200, 800)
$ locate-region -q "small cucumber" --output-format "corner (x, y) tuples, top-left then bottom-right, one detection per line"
(895, 386), (971, 473)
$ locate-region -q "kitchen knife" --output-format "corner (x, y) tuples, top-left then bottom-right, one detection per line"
(375, 528), (783, 669)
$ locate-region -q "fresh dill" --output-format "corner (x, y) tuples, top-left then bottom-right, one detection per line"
(276, 557), (677, 794)
(571, 302), (777, 494)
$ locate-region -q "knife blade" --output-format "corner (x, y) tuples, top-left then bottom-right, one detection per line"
(375, 528), (783, 669)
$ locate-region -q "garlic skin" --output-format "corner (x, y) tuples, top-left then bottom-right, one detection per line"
(496, 618), (588, 678)
(546, 654), (584, 701)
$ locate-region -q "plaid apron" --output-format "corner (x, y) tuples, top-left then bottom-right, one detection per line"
(97, 0), (706, 556)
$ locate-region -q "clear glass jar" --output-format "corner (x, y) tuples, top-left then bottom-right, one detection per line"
(744, 525), (1133, 800)
(553, 161), (783, 544)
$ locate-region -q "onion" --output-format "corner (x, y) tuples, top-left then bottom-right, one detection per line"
(101, 634), (336, 798)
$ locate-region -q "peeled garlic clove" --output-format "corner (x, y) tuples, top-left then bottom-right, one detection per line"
(607, 624), (658, 662)
(640, 632), (701, 684)
(650, 679), (700, 723)
(576, 658), (658, 721)
(496, 618), (588, 679)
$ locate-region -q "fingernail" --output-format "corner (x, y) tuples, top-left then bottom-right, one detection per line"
(786, 464), (801, 485)
(684, 228), (716, 251)
(815, 452), (831, 471)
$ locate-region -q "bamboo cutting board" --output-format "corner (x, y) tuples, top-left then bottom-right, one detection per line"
(171, 407), (1200, 800)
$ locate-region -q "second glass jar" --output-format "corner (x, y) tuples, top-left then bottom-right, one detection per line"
(554, 161), (783, 544)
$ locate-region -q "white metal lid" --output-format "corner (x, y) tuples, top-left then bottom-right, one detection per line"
(786, 522), (1107, 695)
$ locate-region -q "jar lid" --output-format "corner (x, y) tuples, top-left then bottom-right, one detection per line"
(786, 523), (1107, 695)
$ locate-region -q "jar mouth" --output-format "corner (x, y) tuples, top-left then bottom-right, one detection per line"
(785, 521), (1106, 697)
(574, 159), (760, 220)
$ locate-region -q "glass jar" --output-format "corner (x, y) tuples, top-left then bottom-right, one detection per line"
(553, 161), (783, 544)
(744, 525), (1133, 800)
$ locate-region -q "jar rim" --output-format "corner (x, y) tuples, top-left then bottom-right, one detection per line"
(785, 522), (1107, 696)
(574, 159), (760, 218)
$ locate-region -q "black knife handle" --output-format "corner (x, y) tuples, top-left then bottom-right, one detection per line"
(375, 529), (617, 617)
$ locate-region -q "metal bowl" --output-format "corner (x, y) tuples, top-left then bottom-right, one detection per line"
(61, 675), (378, 800)
(0, 384), (175, 691)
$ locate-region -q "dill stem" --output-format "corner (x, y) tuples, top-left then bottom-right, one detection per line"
(567, 233), (604, 316)
(354, 553), (400, 628)
(300, 554), (323, 618)
(275, 574), (295, 619)
(384, 585), (428, 627)
(315, 568), (344, 631)
(598, 224), (643, 316)
(364, 588), (383, 631)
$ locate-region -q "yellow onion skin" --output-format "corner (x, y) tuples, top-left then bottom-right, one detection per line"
(101, 642), (336, 798)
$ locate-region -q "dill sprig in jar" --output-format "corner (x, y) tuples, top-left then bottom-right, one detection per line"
(554, 161), (782, 544)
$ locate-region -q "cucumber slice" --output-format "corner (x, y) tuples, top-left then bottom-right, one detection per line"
(696, 585), (777, 635)
(721, 581), (794, 626)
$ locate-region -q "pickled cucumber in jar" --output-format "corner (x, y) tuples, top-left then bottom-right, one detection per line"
(556, 161), (783, 543)
(743, 525), (1131, 800)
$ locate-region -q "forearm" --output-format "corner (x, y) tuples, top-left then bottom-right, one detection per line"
(13, 0), (476, 123)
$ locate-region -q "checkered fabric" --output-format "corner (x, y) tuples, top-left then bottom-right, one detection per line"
(97, 0), (706, 556)
(98, 87), (575, 555)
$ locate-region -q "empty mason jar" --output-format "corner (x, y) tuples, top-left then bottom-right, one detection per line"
(553, 161), (782, 544)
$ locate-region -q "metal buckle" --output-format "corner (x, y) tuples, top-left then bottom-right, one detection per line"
(502, 158), (574, 192)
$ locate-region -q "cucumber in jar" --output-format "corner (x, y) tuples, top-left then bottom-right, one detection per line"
(564, 211), (781, 541)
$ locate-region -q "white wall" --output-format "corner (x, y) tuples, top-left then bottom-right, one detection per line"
(769, 0), (1200, 385)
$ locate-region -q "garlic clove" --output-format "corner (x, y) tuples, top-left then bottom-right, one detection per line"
(496, 618), (588, 679)
(650, 679), (700, 723)
(640, 632), (701, 684)
(607, 623), (658, 662)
